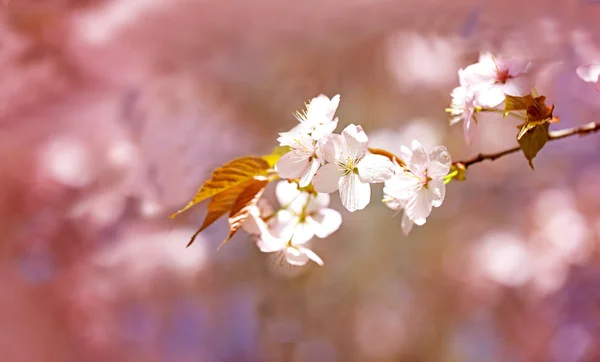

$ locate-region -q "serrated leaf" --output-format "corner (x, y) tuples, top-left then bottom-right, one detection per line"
(262, 145), (292, 167)
(518, 122), (549, 170)
(184, 179), (257, 247)
(170, 156), (270, 218)
(504, 94), (534, 116)
(219, 180), (269, 249)
(368, 147), (406, 167)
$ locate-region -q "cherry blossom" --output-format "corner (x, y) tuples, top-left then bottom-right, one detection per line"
(383, 140), (451, 235)
(576, 63), (600, 92)
(275, 94), (341, 186)
(447, 69), (480, 145)
(245, 207), (324, 267)
(312, 124), (395, 212)
(461, 52), (533, 107)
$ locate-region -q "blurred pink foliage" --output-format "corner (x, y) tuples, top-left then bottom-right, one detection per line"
(2, 0), (600, 361)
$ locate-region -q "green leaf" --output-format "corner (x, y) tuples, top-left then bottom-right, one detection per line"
(504, 94), (534, 117)
(518, 122), (549, 170)
(170, 156), (270, 218)
(262, 145), (292, 167)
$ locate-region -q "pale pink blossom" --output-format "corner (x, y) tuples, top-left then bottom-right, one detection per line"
(312, 124), (395, 212)
(461, 52), (534, 107)
(447, 69), (479, 145)
(275, 133), (321, 187)
(383, 140), (451, 235)
(576, 63), (600, 92)
(246, 207), (324, 267)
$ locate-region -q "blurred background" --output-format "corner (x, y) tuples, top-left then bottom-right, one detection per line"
(2, 0), (600, 361)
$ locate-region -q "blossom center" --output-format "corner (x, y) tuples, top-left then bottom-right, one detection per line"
(496, 69), (511, 84)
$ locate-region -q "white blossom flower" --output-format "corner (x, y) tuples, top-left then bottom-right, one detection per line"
(576, 63), (600, 92)
(246, 207), (324, 267)
(275, 94), (341, 186)
(447, 69), (480, 145)
(275, 133), (321, 187)
(274, 180), (342, 244)
(312, 124), (395, 212)
(461, 52), (533, 107)
(383, 140), (451, 235)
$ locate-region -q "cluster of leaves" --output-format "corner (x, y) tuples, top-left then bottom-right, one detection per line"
(169, 146), (289, 248)
(504, 95), (559, 169)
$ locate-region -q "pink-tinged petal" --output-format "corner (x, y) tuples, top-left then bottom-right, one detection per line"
(309, 208), (342, 238)
(463, 113), (478, 145)
(297, 246), (324, 266)
(576, 63), (600, 83)
(341, 124), (368, 161)
(318, 134), (347, 163)
(461, 62), (496, 90)
(339, 174), (370, 212)
(383, 173), (421, 201)
(427, 179), (446, 208)
(306, 192), (330, 214)
(284, 247), (309, 266)
(502, 75), (534, 97)
(291, 222), (316, 245)
(384, 198), (405, 211)
(478, 52), (496, 67)
(401, 212), (413, 236)
(273, 210), (299, 238)
(275, 180), (302, 207)
(325, 94), (341, 119)
(405, 190), (433, 226)
(253, 215), (287, 253)
(275, 152), (310, 179)
(409, 140), (428, 176)
(475, 85), (505, 108)
(298, 157), (321, 187)
(506, 59), (531, 77)
(307, 94), (340, 121)
(312, 163), (343, 193)
(311, 118), (338, 140)
(357, 154), (394, 183)
(241, 207), (263, 235)
(427, 146), (452, 178)
(399, 145), (413, 165)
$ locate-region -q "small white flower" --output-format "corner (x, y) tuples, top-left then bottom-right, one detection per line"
(383, 140), (451, 235)
(312, 124), (395, 212)
(274, 181), (342, 244)
(576, 63), (600, 92)
(275, 94), (341, 186)
(247, 207), (324, 267)
(447, 69), (480, 145)
(461, 52), (533, 107)
(275, 133), (321, 187)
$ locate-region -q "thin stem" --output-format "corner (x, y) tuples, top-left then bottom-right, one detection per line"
(455, 122), (600, 169)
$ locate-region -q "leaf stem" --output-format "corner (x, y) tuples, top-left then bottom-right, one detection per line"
(454, 122), (600, 169)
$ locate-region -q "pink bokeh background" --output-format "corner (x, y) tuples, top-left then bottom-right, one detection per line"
(3, 0), (600, 361)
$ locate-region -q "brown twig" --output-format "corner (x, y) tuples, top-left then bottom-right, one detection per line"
(455, 122), (600, 168)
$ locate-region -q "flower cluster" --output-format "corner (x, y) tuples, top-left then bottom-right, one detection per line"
(243, 180), (342, 266)
(446, 52), (534, 144)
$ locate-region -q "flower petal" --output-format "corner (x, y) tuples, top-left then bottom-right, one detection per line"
(427, 146), (452, 178)
(383, 173), (421, 201)
(312, 163), (343, 193)
(576, 63), (600, 83)
(475, 85), (505, 108)
(284, 247), (309, 266)
(409, 140), (429, 176)
(428, 179), (446, 208)
(405, 190), (432, 226)
(241, 207), (263, 235)
(401, 211), (414, 236)
(463, 113), (478, 145)
(275, 181), (307, 214)
(311, 118), (338, 140)
(341, 124), (368, 161)
(357, 154), (394, 183)
(318, 134), (347, 163)
(297, 246), (324, 266)
(309, 208), (342, 238)
(290, 221), (316, 245)
(306, 192), (330, 214)
(298, 157), (321, 187)
(275, 152), (310, 180)
(502, 75), (534, 97)
(339, 174), (370, 212)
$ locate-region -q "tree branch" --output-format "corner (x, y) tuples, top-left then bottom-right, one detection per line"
(456, 122), (600, 168)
